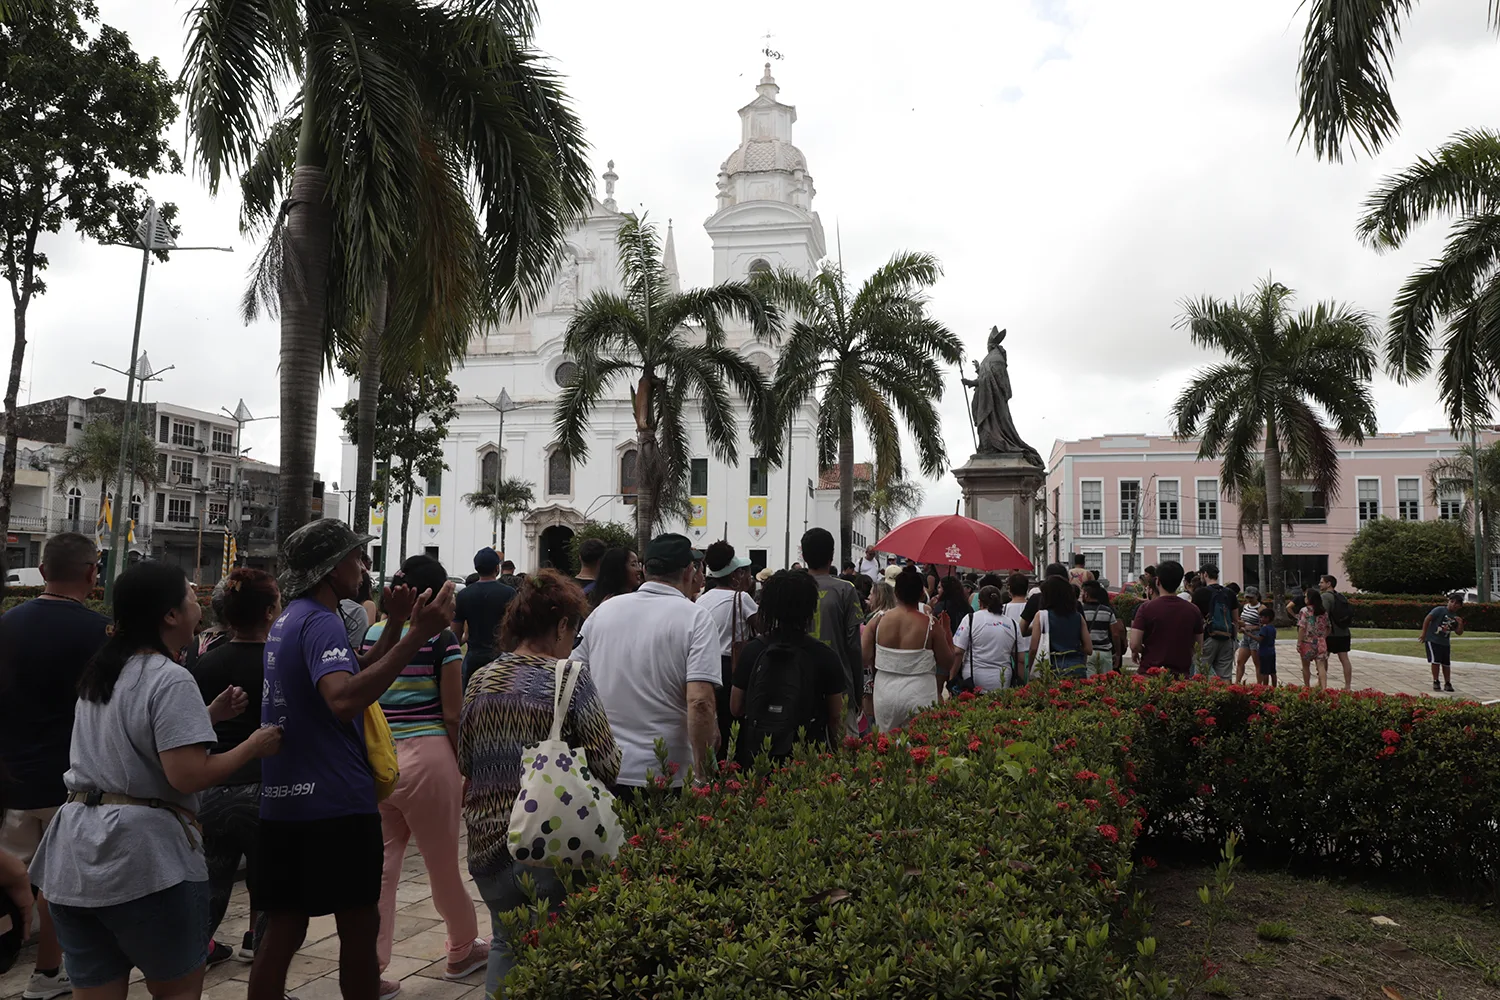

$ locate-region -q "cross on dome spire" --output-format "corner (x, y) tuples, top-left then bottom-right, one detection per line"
(757, 62), (779, 99)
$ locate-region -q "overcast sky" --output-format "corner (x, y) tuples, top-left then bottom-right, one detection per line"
(18, 0), (1500, 516)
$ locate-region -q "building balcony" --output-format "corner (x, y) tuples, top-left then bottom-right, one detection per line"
(1079, 519), (1104, 537)
(1197, 519), (1220, 537)
(1158, 519), (1181, 537)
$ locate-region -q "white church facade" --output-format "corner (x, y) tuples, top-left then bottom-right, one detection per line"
(342, 66), (877, 577)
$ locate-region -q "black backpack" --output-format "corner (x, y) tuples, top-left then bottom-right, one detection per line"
(1328, 590), (1353, 628)
(739, 638), (818, 761)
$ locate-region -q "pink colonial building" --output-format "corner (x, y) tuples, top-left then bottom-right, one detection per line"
(1041, 428), (1500, 594)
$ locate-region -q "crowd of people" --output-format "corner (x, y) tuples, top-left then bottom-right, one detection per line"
(0, 523), (1471, 1000)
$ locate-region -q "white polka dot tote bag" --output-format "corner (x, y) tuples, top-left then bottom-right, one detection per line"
(508, 659), (623, 868)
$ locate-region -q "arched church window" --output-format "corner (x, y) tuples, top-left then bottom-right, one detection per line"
(553, 360), (578, 389)
(547, 449), (571, 497)
(620, 448), (638, 506)
(480, 450), (499, 490)
(748, 259), (771, 279)
(130, 494), (142, 522)
(66, 487), (81, 522)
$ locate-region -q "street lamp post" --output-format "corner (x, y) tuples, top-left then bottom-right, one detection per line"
(476, 389), (518, 551)
(100, 200), (233, 607)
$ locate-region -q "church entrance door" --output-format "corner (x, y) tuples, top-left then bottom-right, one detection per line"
(539, 524), (576, 575)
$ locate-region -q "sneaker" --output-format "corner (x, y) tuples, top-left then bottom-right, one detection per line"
(444, 939), (489, 980)
(1433, 680), (1442, 691)
(378, 980), (402, 1000)
(207, 941), (234, 967)
(235, 931), (256, 963)
(23, 971), (71, 1000)
(1445, 681), (1455, 692)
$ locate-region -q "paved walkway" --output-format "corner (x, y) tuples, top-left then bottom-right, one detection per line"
(3, 646), (1494, 1000)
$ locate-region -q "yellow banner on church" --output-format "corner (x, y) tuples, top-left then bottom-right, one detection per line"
(423, 497), (441, 525)
(372, 503), (384, 529)
(748, 497), (768, 529)
(690, 497), (708, 528)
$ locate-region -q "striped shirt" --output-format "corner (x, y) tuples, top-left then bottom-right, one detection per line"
(362, 622), (462, 740)
(457, 652), (620, 878)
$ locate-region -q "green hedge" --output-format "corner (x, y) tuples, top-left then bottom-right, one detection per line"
(1344, 598), (1500, 631)
(1, 586), (217, 620)
(501, 674), (1500, 997)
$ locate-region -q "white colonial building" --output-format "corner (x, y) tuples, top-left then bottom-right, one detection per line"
(343, 65), (876, 577)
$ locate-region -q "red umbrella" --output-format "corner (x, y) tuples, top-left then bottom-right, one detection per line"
(874, 514), (1033, 572)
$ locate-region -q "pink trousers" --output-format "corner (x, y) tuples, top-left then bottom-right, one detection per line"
(376, 734), (478, 970)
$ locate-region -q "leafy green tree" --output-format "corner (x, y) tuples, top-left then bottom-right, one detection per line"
(463, 477), (535, 558)
(183, 0), (591, 545)
(1426, 439), (1500, 596)
(850, 475), (924, 539)
(57, 419), (158, 532)
(340, 365), (458, 564)
(1343, 517), (1475, 595)
(554, 214), (778, 554)
(568, 519), (636, 568)
(1293, 1), (1498, 162)
(1350, 129), (1500, 432)
(1229, 459), (1307, 592)
(1170, 277), (1379, 610)
(756, 254), (961, 570)
(0, 0), (179, 574)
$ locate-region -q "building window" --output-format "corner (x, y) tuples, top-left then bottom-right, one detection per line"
(1196, 478), (1219, 535)
(424, 546), (439, 561)
(425, 471), (441, 497)
(1357, 478), (1380, 524)
(620, 448), (639, 505)
(167, 496), (193, 523)
(546, 449), (571, 496)
(66, 487), (81, 522)
(154, 493), (166, 522)
(553, 361), (578, 388)
(157, 453), (169, 480)
(747, 259), (771, 278)
(170, 421), (196, 447)
(479, 450), (499, 490)
(1080, 480), (1103, 536)
(1119, 480), (1141, 532)
(1120, 550), (1142, 583)
(1397, 477), (1420, 520)
(690, 458), (709, 496)
(130, 493), (141, 522)
(158, 415), (170, 443)
(748, 457), (769, 497)
(1197, 550), (1221, 573)
(208, 501), (228, 525)
(1439, 486), (1464, 520)
(210, 463), (231, 486)
(1288, 484), (1328, 524)
(1081, 551), (1104, 580)
(170, 457), (195, 485)
(1158, 480), (1180, 535)
(212, 428), (235, 454)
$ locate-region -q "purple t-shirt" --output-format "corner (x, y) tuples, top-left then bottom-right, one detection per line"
(260, 597), (375, 820)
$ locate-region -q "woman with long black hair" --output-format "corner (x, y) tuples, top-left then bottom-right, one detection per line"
(29, 562), (281, 1000)
(587, 548), (642, 609)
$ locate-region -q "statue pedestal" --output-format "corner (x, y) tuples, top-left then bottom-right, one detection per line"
(953, 453), (1044, 570)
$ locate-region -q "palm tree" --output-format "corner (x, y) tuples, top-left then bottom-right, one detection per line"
(553, 214), (779, 554)
(1230, 459), (1308, 593)
(757, 254), (962, 569)
(57, 420), (158, 532)
(1293, 2), (1499, 162)
(463, 477), (535, 557)
(1352, 129), (1500, 432)
(1170, 277), (1379, 610)
(850, 475), (924, 539)
(1427, 439), (1500, 597)
(182, 0), (591, 546)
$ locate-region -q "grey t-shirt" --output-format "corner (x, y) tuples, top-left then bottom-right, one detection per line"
(30, 653), (218, 907)
(1320, 590), (1351, 639)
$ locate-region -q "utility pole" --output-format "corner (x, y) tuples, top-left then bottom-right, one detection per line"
(1126, 474), (1157, 585)
(477, 389), (518, 550)
(90, 356), (171, 574)
(221, 401), (275, 578)
(100, 201), (232, 607)
(783, 412), (794, 569)
(1473, 423), (1489, 602)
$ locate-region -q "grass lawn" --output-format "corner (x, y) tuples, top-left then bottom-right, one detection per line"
(1145, 863), (1500, 998)
(1350, 627), (1500, 639)
(1352, 639), (1500, 665)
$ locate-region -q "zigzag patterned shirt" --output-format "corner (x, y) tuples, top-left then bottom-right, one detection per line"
(458, 652), (620, 877)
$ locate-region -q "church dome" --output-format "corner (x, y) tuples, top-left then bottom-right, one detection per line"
(723, 137), (807, 175)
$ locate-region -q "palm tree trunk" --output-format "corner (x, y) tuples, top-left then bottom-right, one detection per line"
(276, 110), (333, 553)
(399, 482), (413, 565)
(498, 509), (507, 561)
(97, 481), (108, 541)
(1264, 422), (1288, 624)
(0, 306), (27, 577)
(633, 373), (659, 557)
(351, 279), (386, 534)
(1256, 523), (1265, 593)
(839, 414), (854, 571)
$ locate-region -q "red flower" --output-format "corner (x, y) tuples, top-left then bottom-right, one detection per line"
(843, 736), (862, 749)
(1197, 783), (1213, 796)
(1203, 716), (1217, 726)
(909, 746), (932, 765)
(1264, 703), (1281, 715)
(875, 736), (890, 754)
(1097, 823), (1120, 843)
(627, 834), (644, 847)
(1057, 801), (1071, 810)
(521, 929), (539, 947)
(1083, 798), (1100, 811)
(967, 738), (981, 752)
(1141, 855), (1158, 869)
(725, 779), (743, 792)
(1380, 729), (1401, 746)
(667, 760), (681, 776)
(1074, 769), (1100, 782)
(755, 796), (768, 807)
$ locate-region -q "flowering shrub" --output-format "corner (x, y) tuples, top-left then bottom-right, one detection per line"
(502, 673), (1500, 997)
(1344, 597), (1500, 630)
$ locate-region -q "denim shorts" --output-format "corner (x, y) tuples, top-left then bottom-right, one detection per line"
(1237, 635), (1258, 650)
(49, 879), (209, 988)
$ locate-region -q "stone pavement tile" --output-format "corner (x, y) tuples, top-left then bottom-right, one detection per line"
(396, 882), (432, 905)
(0, 962), (32, 999)
(203, 959), (245, 990)
(305, 913), (340, 944)
(415, 958), (485, 987)
(391, 974), (471, 1000)
(397, 897), (442, 920)
(230, 953), (338, 988)
(382, 955), (433, 982)
(204, 980), (250, 1000)
(284, 973), (346, 1000)
(390, 927), (453, 961)
(126, 981), (152, 1000)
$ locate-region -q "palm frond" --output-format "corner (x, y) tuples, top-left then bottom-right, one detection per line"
(1357, 128), (1500, 249)
(1384, 213), (1500, 388)
(238, 104), (301, 235)
(1293, 0), (1414, 162)
(552, 354), (637, 462)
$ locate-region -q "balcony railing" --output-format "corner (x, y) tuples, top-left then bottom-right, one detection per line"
(1079, 518), (1104, 537)
(1158, 518), (1181, 537)
(1197, 518), (1220, 537)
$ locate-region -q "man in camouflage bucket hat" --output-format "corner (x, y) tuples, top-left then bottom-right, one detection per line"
(250, 520), (456, 1000)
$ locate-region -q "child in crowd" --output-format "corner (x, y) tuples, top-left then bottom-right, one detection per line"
(1255, 600), (1277, 687)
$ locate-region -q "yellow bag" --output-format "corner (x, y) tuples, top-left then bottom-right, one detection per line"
(363, 702), (400, 801)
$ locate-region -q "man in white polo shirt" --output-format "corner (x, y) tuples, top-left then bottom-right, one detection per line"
(576, 533), (720, 798)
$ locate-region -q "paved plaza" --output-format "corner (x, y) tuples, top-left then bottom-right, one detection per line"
(2, 645), (1494, 1000)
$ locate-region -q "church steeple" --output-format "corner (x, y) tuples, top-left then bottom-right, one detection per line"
(663, 219), (680, 294)
(756, 62), (779, 100)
